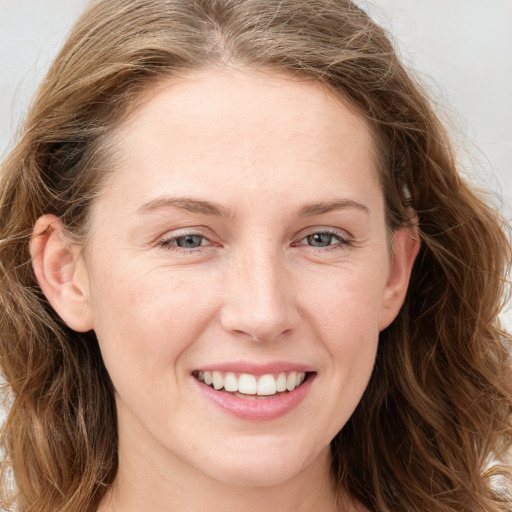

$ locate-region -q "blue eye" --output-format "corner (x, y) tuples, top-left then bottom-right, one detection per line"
(305, 232), (337, 247)
(175, 234), (206, 248)
(295, 229), (352, 251)
(160, 233), (208, 250)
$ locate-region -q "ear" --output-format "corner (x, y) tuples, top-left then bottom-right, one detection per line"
(378, 224), (420, 331)
(30, 214), (94, 332)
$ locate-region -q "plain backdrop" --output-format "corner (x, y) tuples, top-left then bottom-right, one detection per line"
(1, 0), (511, 328)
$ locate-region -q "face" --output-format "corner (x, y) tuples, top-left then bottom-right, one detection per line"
(71, 69), (414, 488)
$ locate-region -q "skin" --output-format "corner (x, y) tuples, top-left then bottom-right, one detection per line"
(31, 68), (419, 512)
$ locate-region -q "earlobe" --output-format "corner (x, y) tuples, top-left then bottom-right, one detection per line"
(30, 214), (94, 332)
(378, 225), (420, 331)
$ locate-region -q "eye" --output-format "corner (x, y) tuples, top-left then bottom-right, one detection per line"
(158, 232), (210, 251)
(305, 232), (338, 247)
(174, 234), (207, 249)
(293, 228), (352, 251)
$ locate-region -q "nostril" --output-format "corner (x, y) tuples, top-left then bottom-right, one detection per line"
(220, 303), (300, 342)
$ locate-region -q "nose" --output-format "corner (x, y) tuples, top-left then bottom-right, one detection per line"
(219, 249), (300, 342)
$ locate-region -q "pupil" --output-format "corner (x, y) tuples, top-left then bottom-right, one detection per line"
(308, 233), (332, 247)
(177, 235), (203, 248)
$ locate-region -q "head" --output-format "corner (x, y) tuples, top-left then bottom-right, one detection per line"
(1, 1), (510, 511)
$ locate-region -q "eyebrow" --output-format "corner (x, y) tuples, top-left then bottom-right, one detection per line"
(136, 196), (232, 217)
(297, 199), (369, 217)
(136, 196), (369, 218)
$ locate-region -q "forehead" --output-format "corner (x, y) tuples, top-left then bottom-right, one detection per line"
(98, 68), (381, 215)
(114, 67), (374, 150)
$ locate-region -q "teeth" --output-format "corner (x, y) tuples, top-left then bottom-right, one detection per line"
(196, 370), (307, 396)
(223, 372), (238, 392)
(286, 371), (297, 391)
(276, 373), (287, 392)
(238, 373), (257, 394)
(212, 371), (223, 390)
(257, 374), (277, 396)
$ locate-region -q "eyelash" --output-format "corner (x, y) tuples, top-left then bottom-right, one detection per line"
(293, 228), (353, 252)
(157, 228), (353, 254)
(158, 231), (211, 253)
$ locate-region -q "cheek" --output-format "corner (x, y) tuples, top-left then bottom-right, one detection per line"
(301, 260), (388, 340)
(322, 290), (380, 380)
(300, 263), (385, 404)
(87, 260), (216, 387)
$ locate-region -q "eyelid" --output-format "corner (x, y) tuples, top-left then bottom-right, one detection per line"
(155, 226), (354, 253)
(292, 227), (354, 250)
(157, 227), (217, 252)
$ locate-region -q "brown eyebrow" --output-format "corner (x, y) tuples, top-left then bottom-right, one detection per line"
(136, 196), (368, 218)
(297, 199), (369, 217)
(136, 196), (233, 217)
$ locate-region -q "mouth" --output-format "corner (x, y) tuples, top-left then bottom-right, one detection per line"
(192, 370), (311, 398)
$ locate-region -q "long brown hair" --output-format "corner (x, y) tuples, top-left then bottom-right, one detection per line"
(1, 1), (511, 510)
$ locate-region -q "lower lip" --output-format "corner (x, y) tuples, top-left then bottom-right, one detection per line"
(194, 374), (315, 421)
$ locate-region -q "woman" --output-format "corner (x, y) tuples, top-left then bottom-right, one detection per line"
(0, 1), (511, 511)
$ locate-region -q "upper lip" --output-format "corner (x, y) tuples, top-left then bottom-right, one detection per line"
(194, 361), (315, 376)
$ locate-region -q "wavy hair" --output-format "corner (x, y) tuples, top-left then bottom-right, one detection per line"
(1, 1), (511, 510)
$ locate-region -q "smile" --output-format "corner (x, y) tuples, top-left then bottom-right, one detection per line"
(194, 370), (307, 397)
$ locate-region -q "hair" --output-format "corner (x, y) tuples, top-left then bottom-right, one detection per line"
(1, 0), (511, 510)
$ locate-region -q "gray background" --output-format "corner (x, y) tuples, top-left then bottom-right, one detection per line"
(1, 0), (511, 325)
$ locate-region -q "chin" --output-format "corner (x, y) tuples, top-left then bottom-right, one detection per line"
(195, 439), (329, 489)
(206, 462), (303, 488)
